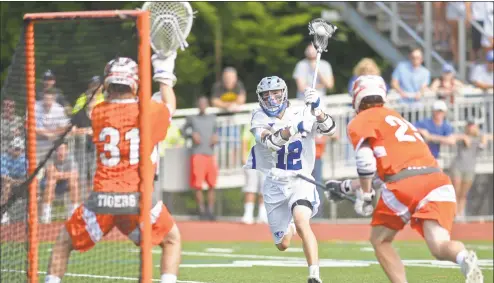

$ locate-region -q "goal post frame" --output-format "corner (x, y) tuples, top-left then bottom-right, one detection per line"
(23, 10), (153, 283)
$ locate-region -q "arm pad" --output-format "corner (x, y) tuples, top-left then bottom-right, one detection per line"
(316, 114), (336, 136)
(262, 129), (288, 151)
(355, 145), (376, 178)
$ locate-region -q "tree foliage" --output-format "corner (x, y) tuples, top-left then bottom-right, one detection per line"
(0, 2), (386, 108)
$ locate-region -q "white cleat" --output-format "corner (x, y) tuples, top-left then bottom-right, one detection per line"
(307, 276), (322, 283)
(461, 251), (483, 283)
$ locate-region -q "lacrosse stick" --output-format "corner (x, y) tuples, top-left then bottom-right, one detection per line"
(295, 173), (356, 203)
(142, 1), (195, 57)
(267, 169), (355, 203)
(307, 18), (338, 89)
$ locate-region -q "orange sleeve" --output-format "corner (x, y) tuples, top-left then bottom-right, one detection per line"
(150, 101), (170, 144)
(347, 116), (379, 150)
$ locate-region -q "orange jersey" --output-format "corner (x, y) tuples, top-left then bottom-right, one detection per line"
(91, 99), (170, 193)
(347, 107), (438, 181)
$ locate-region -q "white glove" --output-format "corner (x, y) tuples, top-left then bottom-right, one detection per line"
(304, 88), (322, 116)
(152, 52), (177, 87)
(288, 115), (314, 137)
(354, 188), (375, 216)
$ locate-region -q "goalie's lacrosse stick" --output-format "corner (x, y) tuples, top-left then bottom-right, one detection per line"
(295, 174), (356, 203)
(308, 18), (337, 89)
(142, 1), (195, 57)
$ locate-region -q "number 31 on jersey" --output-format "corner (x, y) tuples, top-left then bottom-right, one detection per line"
(99, 127), (158, 167)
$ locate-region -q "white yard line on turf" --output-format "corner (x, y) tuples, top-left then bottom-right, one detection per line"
(1, 269), (208, 283)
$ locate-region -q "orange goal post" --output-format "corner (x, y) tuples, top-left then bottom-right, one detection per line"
(1, 9), (154, 283)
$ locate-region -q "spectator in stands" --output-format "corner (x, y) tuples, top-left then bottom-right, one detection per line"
(41, 141), (79, 224)
(241, 125), (267, 225)
(446, 2), (471, 64)
(391, 48), (431, 105)
(181, 96), (219, 221)
(481, 2), (493, 51)
(36, 70), (70, 111)
(414, 100), (456, 159)
(430, 63), (464, 104)
(471, 2), (488, 62)
(72, 92), (98, 198)
(72, 76), (105, 114)
(1, 138), (27, 224)
(347, 58), (381, 93)
(293, 43), (334, 99)
(449, 120), (493, 218)
(35, 88), (70, 165)
(211, 67), (246, 112)
(470, 50), (494, 91)
(1, 99), (23, 154)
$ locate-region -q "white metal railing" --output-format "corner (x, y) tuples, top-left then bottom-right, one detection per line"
(64, 90), (493, 194)
(168, 90), (494, 188)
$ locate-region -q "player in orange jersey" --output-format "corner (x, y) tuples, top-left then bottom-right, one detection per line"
(45, 54), (181, 283)
(324, 75), (483, 283)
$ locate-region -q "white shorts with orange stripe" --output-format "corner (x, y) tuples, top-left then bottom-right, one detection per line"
(371, 172), (457, 237)
(65, 201), (174, 252)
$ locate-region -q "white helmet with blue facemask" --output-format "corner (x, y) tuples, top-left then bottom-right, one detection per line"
(256, 76), (288, 117)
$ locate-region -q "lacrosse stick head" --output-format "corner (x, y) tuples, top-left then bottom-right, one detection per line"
(142, 1), (194, 57)
(308, 18), (337, 53)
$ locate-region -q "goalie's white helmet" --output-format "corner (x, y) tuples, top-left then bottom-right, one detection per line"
(256, 76), (288, 117)
(104, 57), (139, 94)
(351, 75), (387, 112)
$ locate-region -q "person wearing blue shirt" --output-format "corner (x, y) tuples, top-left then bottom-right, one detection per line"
(1, 137), (27, 224)
(391, 48), (431, 105)
(414, 100), (456, 159)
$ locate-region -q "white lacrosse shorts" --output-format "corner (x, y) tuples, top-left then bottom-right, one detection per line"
(242, 169), (265, 194)
(262, 174), (320, 244)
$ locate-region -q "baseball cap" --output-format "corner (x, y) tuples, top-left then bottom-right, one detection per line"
(10, 137), (25, 150)
(44, 69), (56, 80)
(442, 63), (455, 74)
(432, 100), (448, 112)
(487, 50), (494, 62)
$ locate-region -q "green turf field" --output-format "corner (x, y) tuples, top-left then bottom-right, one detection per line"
(1, 241), (492, 282)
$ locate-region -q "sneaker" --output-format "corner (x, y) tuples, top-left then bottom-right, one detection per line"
(198, 211), (208, 221)
(242, 215), (254, 225)
(461, 251), (483, 283)
(307, 276), (322, 283)
(256, 215), (268, 224)
(206, 211), (216, 221)
(1, 212), (9, 224)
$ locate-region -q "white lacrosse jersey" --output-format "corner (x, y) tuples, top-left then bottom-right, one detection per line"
(244, 105), (317, 176)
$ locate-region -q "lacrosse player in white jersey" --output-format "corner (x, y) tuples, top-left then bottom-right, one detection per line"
(244, 76), (336, 283)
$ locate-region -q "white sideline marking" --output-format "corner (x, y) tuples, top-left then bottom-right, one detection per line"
(205, 248), (234, 253)
(1, 269), (208, 283)
(359, 247), (374, 252)
(128, 249), (494, 270)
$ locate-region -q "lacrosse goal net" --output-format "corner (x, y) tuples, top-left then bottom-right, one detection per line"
(0, 10), (155, 282)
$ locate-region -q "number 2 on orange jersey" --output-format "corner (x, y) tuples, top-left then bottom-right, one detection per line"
(385, 115), (424, 143)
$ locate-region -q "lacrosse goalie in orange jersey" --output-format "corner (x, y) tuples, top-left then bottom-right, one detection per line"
(324, 75), (483, 283)
(45, 54), (181, 283)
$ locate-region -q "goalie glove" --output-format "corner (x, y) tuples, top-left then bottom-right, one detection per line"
(354, 188), (375, 216)
(152, 52), (177, 87)
(324, 179), (353, 202)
